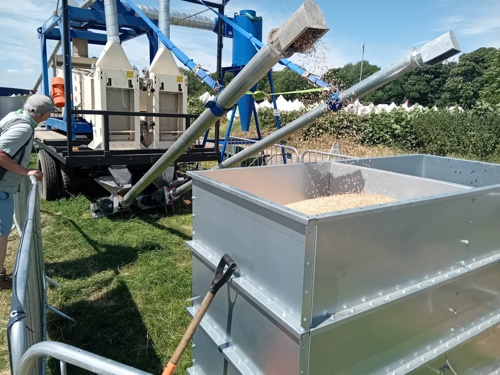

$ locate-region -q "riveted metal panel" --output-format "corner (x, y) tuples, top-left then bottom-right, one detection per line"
(188, 156), (500, 374)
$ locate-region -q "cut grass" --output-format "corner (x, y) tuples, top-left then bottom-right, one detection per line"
(42, 196), (195, 374)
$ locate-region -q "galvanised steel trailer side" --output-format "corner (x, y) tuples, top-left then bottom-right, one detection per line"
(187, 157), (500, 374)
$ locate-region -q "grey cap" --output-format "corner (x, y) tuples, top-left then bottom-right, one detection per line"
(24, 94), (58, 115)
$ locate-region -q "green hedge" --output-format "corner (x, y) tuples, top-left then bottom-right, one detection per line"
(256, 102), (500, 162)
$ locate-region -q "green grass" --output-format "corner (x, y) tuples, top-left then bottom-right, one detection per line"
(1, 185), (196, 374)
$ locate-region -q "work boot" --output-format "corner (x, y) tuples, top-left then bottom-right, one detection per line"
(0, 268), (12, 290)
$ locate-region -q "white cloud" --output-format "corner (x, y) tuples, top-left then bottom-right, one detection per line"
(0, 1), (56, 88)
(437, 3), (500, 39)
(459, 17), (500, 36)
(7, 68), (35, 74)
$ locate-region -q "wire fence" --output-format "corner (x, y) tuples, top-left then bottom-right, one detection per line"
(222, 138), (361, 166)
(224, 136), (300, 167)
(300, 150), (358, 163)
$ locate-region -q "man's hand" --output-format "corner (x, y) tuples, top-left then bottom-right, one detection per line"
(27, 169), (43, 181)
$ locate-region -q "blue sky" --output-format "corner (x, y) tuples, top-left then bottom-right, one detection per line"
(0, 0), (499, 91)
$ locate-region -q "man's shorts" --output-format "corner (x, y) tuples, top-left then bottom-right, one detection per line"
(0, 191), (14, 236)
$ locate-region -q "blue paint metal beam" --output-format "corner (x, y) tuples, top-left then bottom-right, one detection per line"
(200, 1), (330, 88)
(43, 29), (108, 44)
(67, 7), (153, 30)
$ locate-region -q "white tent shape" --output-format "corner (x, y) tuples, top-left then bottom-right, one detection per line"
(276, 95), (291, 110)
(345, 99), (363, 115)
(375, 104), (389, 113)
(257, 100), (273, 109)
(448, 105), (464, 112)
(409, 104), (424, 111)
(361, 105), (373, 115)
(291, 99), (305, 111)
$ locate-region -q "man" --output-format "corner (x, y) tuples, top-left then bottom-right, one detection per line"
(0, 94), (55, 289)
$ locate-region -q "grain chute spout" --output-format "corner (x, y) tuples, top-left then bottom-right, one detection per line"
(268, 0), (328, 58)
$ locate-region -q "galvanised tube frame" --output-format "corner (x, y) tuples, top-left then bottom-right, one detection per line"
(122, 0), (328, 206)
(134, 5), (217, 31)
(8, 177), (45, 375)
(17, 341), (152, 375)
(170, 32), (460, 199)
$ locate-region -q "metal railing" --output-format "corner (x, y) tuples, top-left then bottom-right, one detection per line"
(224, 136), (300, 167)
(300, 150), (358, 163)
(17, 342), (152, 375)
(8, 176), (46, 375)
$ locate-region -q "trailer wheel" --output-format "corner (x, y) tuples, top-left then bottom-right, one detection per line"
(60, 164), (77, 196)
(37, 149), (60, 201)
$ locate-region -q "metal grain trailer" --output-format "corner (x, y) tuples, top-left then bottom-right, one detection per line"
(186, 156), (500, 374)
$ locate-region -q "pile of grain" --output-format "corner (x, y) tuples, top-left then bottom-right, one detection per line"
(285, 193), (396, 215)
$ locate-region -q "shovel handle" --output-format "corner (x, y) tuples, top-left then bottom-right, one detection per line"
(162, 254), (237, 375)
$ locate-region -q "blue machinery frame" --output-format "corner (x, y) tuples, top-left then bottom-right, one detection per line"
(39, 1), (163, 138)
(38, 0), (327, 159)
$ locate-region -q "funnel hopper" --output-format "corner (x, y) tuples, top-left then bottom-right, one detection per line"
(95, 176), (132, 195)
(237, 94), (255, 132)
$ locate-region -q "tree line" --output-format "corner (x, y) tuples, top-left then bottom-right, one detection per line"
(183, 47), (500, 109)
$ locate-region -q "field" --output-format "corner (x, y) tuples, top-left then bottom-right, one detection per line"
(0, 136), (400, 374)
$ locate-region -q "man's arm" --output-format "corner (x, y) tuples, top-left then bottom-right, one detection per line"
(0, 123), (43, 181)
(0, 151), (43, 181)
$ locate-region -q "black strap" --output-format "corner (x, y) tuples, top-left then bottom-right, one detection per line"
(0, 118), (34, 181)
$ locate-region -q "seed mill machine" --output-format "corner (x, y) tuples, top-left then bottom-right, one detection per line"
(36, 0), (330, 215)
(36, 0), (226, 203)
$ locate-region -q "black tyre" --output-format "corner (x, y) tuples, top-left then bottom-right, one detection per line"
(37, 149), (61, 201)
(60, 163), (77, 196)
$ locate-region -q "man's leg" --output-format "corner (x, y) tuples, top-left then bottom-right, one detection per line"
(0, 235), (8, 273)
(0, 191), (14, 289)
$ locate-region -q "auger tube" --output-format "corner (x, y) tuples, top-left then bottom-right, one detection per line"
(122, 0), (328, 206)
(170, 31), (461, 200)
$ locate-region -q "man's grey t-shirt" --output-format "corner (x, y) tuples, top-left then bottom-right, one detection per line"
(0, 112), (35, 194)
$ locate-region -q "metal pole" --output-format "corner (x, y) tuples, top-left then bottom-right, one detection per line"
(359, 43), (365, 82)
(18, 341), (152, 375)
(61, 0), (74, 153)
(122, 0), (328, 206)
(214, 0), (227, 157)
